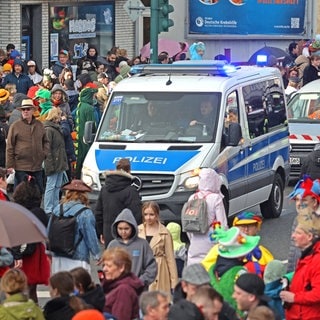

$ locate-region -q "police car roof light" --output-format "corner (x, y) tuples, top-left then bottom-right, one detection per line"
(130, 60), (239, 76)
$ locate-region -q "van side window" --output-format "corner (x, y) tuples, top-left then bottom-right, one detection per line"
(225, 91), (239, 125)
(243, 79), (286, 139)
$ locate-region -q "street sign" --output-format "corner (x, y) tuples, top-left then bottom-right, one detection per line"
(123, 0), (145, 22)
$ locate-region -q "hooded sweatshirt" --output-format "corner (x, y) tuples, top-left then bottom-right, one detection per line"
(187, 168), (227, 265)
(0, 293), (44, 320)
(108, 208), (157, 286)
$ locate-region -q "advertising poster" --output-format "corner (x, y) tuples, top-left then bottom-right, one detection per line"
(189, 0), (306, 36)
(49, 2), (114, 62)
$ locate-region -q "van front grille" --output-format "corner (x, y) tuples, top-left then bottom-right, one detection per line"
(290, 143), (315, 153)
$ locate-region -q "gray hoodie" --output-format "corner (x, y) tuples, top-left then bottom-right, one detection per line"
(108, 208), (157, 286)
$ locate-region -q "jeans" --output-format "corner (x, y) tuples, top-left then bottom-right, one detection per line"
(14, 170), (44, 194)
(43, 172), (64, 213)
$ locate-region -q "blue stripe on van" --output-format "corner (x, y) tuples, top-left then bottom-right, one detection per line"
(95, 149), (200, 171)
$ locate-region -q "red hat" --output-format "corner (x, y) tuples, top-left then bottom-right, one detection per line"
(72, 310), (105, 320)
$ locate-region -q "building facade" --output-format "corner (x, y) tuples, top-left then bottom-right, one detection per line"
(0, 0), (319, 70)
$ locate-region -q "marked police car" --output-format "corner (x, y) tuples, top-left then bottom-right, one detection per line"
(287, 79), (320, 179)
(82, 61), (290, 222)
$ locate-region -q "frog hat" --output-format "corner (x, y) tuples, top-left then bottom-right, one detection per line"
(212, 225), (260, 259)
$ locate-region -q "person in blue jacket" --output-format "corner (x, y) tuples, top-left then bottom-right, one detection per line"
(2, 59), (33, 94)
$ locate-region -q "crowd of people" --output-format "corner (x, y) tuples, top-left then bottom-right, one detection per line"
(0, 40), (320, 319)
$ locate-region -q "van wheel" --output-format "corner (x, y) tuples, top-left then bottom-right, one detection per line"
(260, 173), (284, 219)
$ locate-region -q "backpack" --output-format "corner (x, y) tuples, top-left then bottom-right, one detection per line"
(181, 192), (210, 234)
(48, 204), (87, 258)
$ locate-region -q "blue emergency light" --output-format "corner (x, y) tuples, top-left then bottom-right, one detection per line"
(256, 54), (268, 67)
(130, 60), (239, 76)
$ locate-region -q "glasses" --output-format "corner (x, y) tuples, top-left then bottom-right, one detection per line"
(21, 108), (32, 111)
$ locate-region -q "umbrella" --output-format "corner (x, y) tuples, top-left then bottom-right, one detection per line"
(248, 46), (289, 65)
(140, 39), (182, 58)
(0, 201), (47, 247)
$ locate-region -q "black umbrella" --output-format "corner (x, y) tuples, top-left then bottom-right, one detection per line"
(248, 46), (289, 65)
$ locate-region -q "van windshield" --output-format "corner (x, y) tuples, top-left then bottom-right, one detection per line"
(96, 92), (221, 143)
(288, 92), (320, 122)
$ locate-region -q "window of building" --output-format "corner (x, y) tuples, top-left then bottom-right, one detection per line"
(49, 2), (115, 63)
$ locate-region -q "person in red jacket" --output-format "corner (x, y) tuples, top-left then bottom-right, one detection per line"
(280, 207), (320, 320)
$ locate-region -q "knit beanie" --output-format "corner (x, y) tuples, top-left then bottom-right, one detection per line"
(2, 63), (12, 73)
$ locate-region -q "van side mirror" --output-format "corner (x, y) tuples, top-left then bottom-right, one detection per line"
(226, 122), (242, 146)
(83, 121), (95, 144)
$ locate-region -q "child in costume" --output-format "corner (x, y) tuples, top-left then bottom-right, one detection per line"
(207, 223), (260, 316)
(166, 222), (187, 278)
(202, 212), (274, 277)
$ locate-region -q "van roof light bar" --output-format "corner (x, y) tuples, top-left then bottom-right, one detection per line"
(130, 60), (239, 76)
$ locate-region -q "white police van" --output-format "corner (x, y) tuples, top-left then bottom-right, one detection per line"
(287, 79), (320, 179)
(82, 61), (290, 222)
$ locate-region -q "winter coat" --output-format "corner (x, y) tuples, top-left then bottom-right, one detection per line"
(0, 293), (44, 320)
(0, 121), (8, 167)
(6, 117), (49, 171)
(285, 240), (320, 320)
(75, 86), (97, 178)
(60, 118), (76, 163)
(2, 60), (33, 94)
(95, 170), (142, 247)
(43, 296), (75, 320)
(51, 61), (71, 78)
(300, 149), (320, 180)
(187, 168), (227, 265)
(138, 223), (178, 294)
(303, 64), (320, 86)
(264, 279), (285, 320)
(49, 201), (101, 263)
(43, 120), (68, 176)
(108, 208), (157, 286)
(102, 272), (144, 320)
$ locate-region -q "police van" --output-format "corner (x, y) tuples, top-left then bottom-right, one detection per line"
(82, 61), (290, 222)
(287, 79), (320, 179)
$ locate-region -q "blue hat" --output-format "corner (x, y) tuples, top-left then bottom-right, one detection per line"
(10, 50), (21, 59)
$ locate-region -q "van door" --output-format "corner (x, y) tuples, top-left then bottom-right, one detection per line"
(222, 91), (249, 215)
(242, 79), (287, 210)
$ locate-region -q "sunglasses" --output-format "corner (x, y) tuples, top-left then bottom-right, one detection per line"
(21, 107), (33, 111)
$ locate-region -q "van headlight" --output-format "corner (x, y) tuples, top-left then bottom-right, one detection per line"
(184, 175), (200, 189)
(176, 169), (201, 191)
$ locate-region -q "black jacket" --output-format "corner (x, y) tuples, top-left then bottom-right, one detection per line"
(79, 284), (105, 312)
(300, 149), (320, 180)
(94, 170), (141, 247)
(43, 296), (75, 320)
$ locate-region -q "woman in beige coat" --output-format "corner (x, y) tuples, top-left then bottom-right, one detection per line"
(138, 201), (178, 295)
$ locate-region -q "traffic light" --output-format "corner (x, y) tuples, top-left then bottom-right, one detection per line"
(158, 0), (174, 33)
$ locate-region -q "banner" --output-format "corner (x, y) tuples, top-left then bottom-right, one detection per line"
(189, 0), (306, 36)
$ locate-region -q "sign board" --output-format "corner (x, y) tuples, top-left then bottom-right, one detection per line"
(124, 0), (145, 22)
(189, 0), (306, 36)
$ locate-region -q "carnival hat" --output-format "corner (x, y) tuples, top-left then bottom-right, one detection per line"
(0, 89), (10, 102)
(233, 212), (262, 227)
(288, 175), (320, 200)
(18, 99), (35, 110)
(296, 206), (320, 237)
(62, 179), (92, 193)
(212, 225), (260, 259)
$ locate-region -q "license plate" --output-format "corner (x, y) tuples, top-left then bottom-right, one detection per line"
(290, 157), (300, 165)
